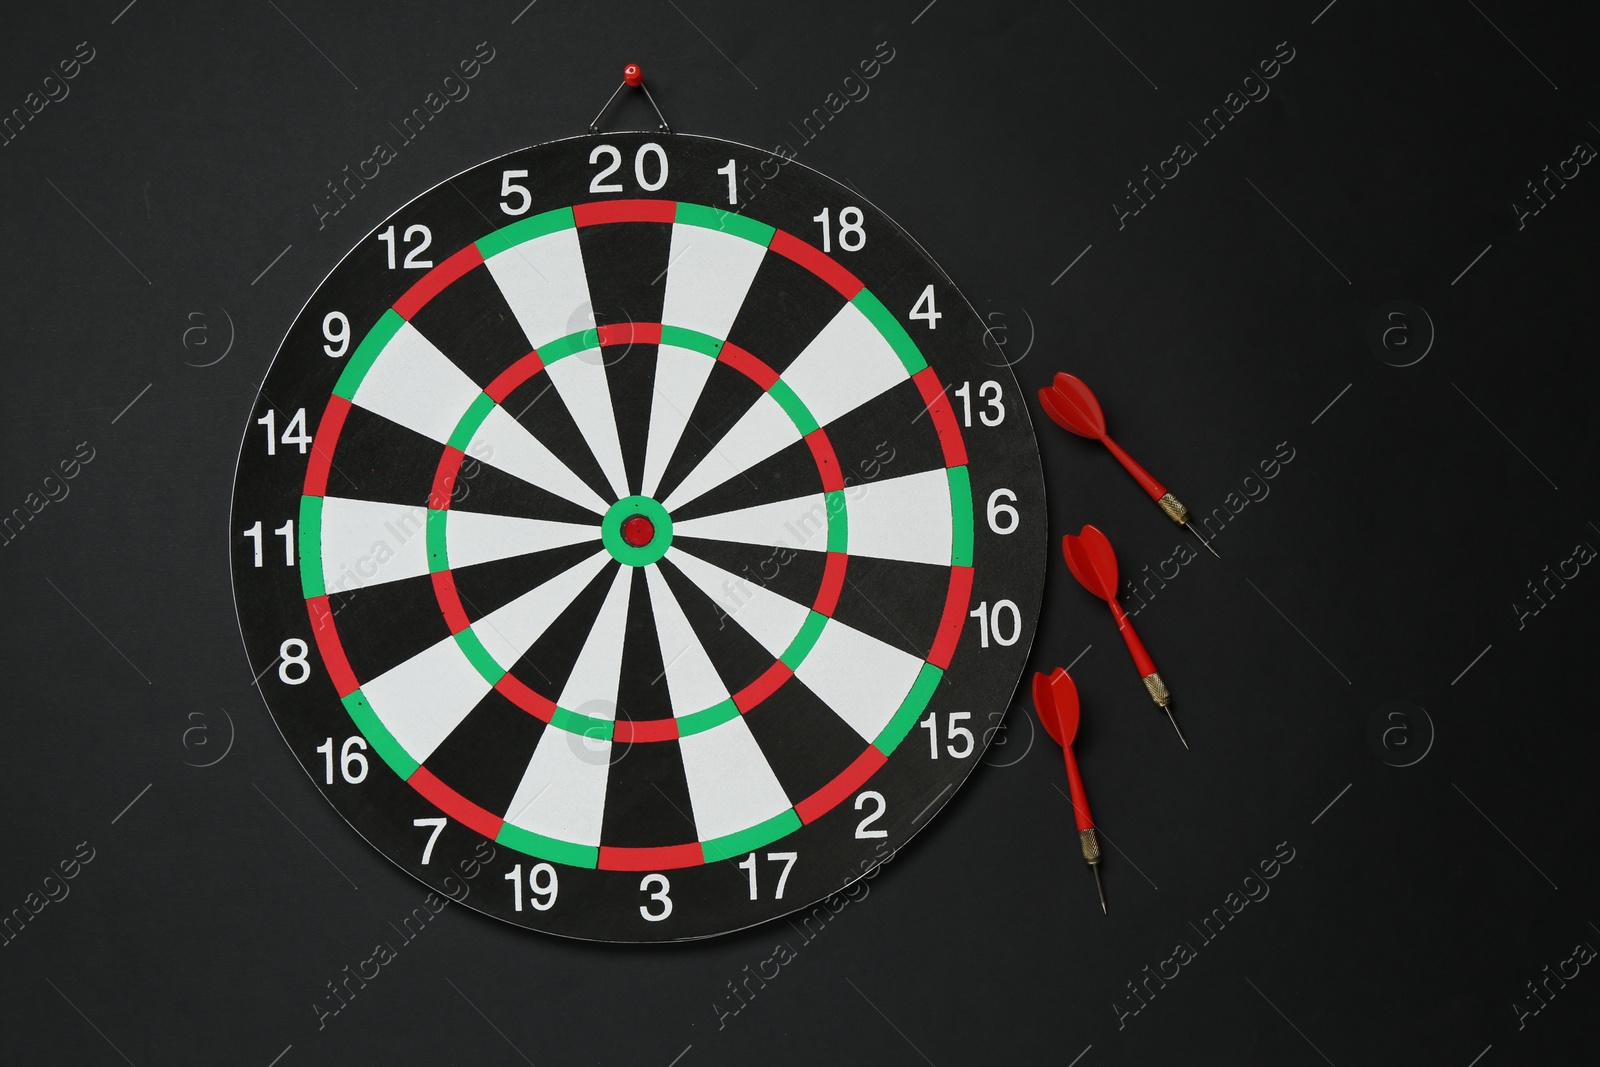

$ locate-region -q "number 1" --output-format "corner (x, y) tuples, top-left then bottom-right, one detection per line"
(718, 159), (737, 204)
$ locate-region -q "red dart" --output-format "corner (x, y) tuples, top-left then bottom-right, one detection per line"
(1038, 373), (1219, 558)
(1061, 525), (1189, 749)
(1032, 668), (1106, 913)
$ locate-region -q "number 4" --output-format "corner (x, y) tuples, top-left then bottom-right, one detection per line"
(910, 284), (941, 329)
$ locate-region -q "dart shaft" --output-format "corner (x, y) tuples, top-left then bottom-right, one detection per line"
(1100, 434), (1167, 501)
(1108, 599), (1160, 679)
(1062, 745), (1095, 832)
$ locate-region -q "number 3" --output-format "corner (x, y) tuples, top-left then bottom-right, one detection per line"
(639, 873), (672, 921)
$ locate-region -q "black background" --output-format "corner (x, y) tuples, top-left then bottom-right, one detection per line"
(2, 1), (1597, 1064)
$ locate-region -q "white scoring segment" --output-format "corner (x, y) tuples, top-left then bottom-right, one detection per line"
(795, 617), (926, 743)
(350, 321), (484, 444)
(673, 493), (831, 556)
(501, 726), (610, 848)
(318, 497), (432, 593)
(644, 564), (730, 716)
(661, 548), (811, 660)
(778, 301), (909, 427)
(361, 633), (493, 763)
(640, 345), (717, 498)
(472, 550), (612, 671)
(543, 351), (631, 500)
(556, 565), (632, 714)
(844, 469), (954, 566)
(678, 715), (794, 843)
(444, 510), (599, 570)
(466, 406), (609, 515)
(482, 227), (596, 350)
(659, 221), (767, 339)
(660, 393), (803, 513)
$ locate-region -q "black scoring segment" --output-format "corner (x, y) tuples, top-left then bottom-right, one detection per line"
(657, 557), (775, 697)
(821, 377), (947, 486)
(324, 405), (444, 506)
(450, 454), (603, 526)
(600, 341), (658, 495)
(669, 537), (826, 609)
(450, 541), (606, 623)
(614, 568), (675, 723)
(742, 675), (873, 807)
(423, 687), (548, 818)
(599, 732), (697, 849)
(725, 248), (848, 375)
(575, 221), (673, 328)
(506, 557), (620, 700)
(828, 555), (948, 659)
(497, 372), (618, 508)
(651, 360), (768, 507)
(671, 436), (825, 524)
(408, 263), (536, 388)
(325, 572), (453, 684)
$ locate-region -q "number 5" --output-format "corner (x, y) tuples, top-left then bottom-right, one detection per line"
(500, 169), (532, 215)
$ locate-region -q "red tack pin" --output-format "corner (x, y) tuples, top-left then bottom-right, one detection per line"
(589, 62), (671, 134)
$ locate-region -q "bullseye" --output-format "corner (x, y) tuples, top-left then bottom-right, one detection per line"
(621, 514), (654, 547)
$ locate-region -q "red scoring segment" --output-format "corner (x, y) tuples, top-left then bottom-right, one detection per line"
(621, 515), (655, 547)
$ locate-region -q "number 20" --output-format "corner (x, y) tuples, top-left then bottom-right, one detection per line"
(590, 143), (668, 193)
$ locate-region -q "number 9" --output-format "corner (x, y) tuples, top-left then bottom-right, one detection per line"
(322, 312), (349, 358)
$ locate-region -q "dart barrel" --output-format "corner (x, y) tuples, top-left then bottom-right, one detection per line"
(1156, 492), (1189, 525)
(1142, 672), (1171, 707)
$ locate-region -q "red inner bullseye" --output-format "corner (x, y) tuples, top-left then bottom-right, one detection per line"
(621, 515), (655, 547)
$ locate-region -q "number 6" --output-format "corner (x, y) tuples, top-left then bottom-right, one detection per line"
(986, 488), (1019, 535)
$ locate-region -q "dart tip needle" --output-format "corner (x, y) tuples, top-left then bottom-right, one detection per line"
(1186, 522), (1221, 559)
(1165, 707), (1190, 750)
(1092, 864), (1107, 914)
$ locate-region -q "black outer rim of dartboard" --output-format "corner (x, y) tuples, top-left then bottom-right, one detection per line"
(228, 130), (1048, 943)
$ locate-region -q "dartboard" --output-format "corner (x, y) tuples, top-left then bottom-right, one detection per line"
(232, 133), (1046, 941)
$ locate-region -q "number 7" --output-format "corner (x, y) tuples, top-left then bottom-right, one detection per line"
(413, 817), (446, 864)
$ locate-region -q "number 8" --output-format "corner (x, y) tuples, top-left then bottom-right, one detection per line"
(279, 638), (311, 684)
(838, 206), (866, 251)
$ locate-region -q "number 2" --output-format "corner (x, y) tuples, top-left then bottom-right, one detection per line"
(854, 791), (888, 838)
